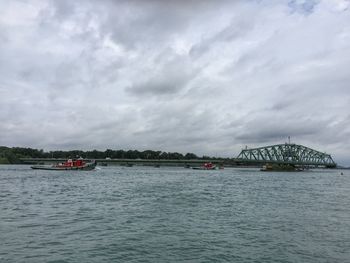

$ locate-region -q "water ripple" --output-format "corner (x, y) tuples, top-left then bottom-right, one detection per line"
(0, 165), (349, 262)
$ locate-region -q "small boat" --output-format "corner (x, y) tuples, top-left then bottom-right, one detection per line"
(192, 162), (223, 170)
(260, 163), (303, 172)
(260, 164), (273, 171)
(31, 159), (97, 171)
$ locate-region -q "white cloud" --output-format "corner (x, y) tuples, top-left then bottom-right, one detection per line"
(0, 0), (349, 164)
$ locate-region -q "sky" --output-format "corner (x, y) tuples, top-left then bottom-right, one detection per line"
(0, 0), (350, 165)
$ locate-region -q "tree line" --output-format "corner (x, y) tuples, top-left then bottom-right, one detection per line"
(0, 146), (222, 164)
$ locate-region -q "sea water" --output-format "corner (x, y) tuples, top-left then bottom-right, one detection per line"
(0, 165), (349, 263)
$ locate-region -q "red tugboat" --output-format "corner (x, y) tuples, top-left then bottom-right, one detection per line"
(31, 158), (96, 171)
(191, 162), (223, 170)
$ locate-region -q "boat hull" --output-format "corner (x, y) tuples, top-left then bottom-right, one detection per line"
(191, 166), (221, 170)
(260, 163), (303, 172)
(31, 162), (97, 171)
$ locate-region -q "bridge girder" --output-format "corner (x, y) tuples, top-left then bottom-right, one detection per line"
(237, 144), (336, 167)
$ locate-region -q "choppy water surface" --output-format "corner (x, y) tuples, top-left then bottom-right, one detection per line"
(0, 165), (349, 263)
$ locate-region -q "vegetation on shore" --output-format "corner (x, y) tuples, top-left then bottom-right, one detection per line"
(0, 146), (223, 164)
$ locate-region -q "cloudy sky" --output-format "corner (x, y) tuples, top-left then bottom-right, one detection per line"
(0, 0), (349, 164)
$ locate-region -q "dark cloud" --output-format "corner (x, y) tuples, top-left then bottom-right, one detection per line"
(126, 55), (197, 96)
(89, 0), (218, 50)
(234, 118), (324, 143)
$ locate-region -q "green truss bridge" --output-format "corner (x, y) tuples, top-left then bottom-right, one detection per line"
(236, 143), (336, 168)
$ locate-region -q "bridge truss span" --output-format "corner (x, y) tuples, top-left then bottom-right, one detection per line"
(237, 144), (336, 167)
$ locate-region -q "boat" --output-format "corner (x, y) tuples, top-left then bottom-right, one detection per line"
(31, 159), (97, 171)
(192, 162), (223, 170)
(260, 163), (303, 172)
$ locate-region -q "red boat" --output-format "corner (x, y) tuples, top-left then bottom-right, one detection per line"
(191, 162), (223, 170)
(31, 159), (96, 170)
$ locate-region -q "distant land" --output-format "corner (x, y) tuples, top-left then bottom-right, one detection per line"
(0, 146), (226, 165)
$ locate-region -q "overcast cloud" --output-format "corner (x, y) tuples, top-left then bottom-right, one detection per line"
(0, 0), (350, 164)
